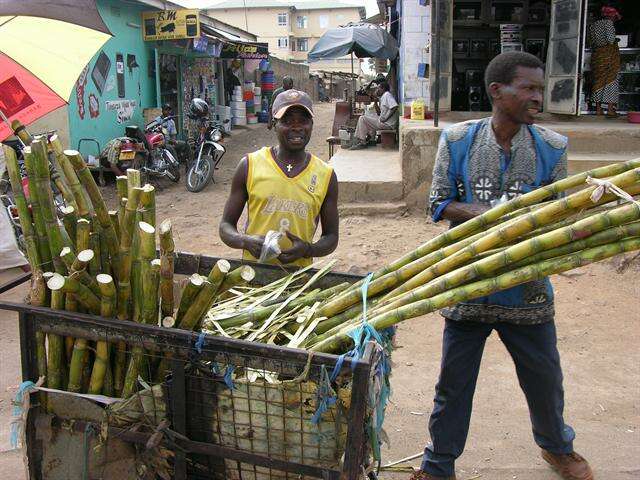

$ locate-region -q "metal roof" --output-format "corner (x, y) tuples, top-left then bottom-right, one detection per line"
(205, 1), (364, 11)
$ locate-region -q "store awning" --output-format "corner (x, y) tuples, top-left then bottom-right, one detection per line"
(200, 24), (268, 59)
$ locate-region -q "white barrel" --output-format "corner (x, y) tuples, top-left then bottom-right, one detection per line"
(232, 116), (247, 126)
(231, 100), (246, 109)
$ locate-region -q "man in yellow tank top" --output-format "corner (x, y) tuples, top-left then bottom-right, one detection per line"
(219, 90), (339, 267)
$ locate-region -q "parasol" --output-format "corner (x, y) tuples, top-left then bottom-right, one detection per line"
(0, 0), (112, 140)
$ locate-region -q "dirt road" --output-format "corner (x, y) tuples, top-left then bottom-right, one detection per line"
(1, 102), (638, 479)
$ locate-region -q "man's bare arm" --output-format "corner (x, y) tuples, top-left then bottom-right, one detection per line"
(440, 201), (490, 224)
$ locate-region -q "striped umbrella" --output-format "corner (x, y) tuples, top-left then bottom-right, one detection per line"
(0, 0), (112, 140)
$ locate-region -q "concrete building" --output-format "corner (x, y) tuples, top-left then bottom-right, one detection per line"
(203, 1), (367, 75)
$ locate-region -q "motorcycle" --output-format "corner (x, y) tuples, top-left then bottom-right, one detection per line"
(185, 118), (228, 193)
(105, 116), (181, 183)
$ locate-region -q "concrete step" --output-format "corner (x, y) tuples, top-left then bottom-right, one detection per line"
(338, 201), (408, 216)
(552, 122), (640, 155)
(567, 152), (639, 175)
(330, 145), (404, 203)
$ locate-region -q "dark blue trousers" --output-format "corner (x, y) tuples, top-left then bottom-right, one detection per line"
(421, 319), (575, 476)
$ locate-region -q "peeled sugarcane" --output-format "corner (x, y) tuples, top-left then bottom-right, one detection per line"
(122, 222), (158, 398)
(318, 160), (640, 320)
(50, 136), (92, 218)
(3, 146), (41, 270)
(311, 238), (640, 353)
(65, 150), (120, 273)
(371, 200), (640, 319)
(88, 274), (116, 395)
(159, 220), (175, 320)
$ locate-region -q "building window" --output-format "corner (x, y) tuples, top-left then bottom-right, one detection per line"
(277, 13), (288, 26)
(277, 37), (289, 49)
(319, 15), (329, 29)
(291, 41), (296, 51)
(297, 38), (308, 52)
(296, 15), (308, 29)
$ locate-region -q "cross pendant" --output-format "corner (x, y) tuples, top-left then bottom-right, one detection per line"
(286, 164), (293, 173)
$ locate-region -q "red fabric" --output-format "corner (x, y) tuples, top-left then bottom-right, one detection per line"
(0, 53), (65, 141)
(601, 6), (622, 21)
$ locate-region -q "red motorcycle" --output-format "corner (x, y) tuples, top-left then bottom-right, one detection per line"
(102, 116), (180, 182)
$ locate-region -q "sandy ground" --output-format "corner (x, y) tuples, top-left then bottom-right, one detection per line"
(1, 102), (639, 479)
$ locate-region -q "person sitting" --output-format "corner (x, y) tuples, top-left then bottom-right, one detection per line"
(350, 81), (398, 150)
(156, 103), (190, 164)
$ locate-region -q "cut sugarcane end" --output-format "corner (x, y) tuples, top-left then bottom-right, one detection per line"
(190, 274), (205, 286)
(77, 218), (90, 226)
(159, 219), (172, 234)
(139, 221), (155, 235)
(151, 258), (161, 267)
(63, 149), (80, 156)
(77, 249), (95, 263)
(61, 205), (75, 215)
(142, 183), (154, 193)
(240, 266), (256, 282)
(217, 259), (231, 273)
(108, 209), (118, 216)
(162, 316), (175, 328)
(96, 274), (113, 284)
(60, 246), (72, 257)
(46, 273), (65, 291)
(42, 272), (56, 280)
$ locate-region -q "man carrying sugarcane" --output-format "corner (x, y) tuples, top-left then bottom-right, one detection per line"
(414, 52), (593, 480)
(219, 89), (339, 267)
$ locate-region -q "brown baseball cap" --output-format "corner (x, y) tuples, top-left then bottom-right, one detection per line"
(272, 89), (314, 119)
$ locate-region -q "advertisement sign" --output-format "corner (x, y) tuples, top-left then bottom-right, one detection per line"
(220, 41), (269, 59)
(142, 9), (200, 41)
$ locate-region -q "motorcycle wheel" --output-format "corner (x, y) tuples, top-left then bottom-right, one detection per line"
(163, 148), (180, 183)
(186, 154), (214, 193)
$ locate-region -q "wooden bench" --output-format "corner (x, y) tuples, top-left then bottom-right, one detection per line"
(377, 129), (398, 149)
(326, 101), (351, 158)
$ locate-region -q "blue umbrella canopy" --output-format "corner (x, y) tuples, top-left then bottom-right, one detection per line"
(308, 23), (398, 61)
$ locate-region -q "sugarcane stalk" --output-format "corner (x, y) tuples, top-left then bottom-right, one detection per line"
(117, 187), (142, 320)
(65, 150), (120, 272)
(88, 274), (116, 394)
(116, 175), (128, 231)
(60, 206), (77, 246)
(381, 172), (640, 302)
(109, 210), (120, 241)
(321, 160), (640, 317)
(121, 222), (157, 398)
(216, 265), (256, 298)
(47, 273), (99, 392)
(175, 274), (206, 323)
(177, 280), (217, 331)
(3, 146), (41, 269)
(76, 218), (91, 251)
(28, 271), (48, 403)
(11, 120), (33, 145)
(89, 232), (101, 276)
(311, 238), (640, 353)
(20, 146), (53, 271)
(159, 219), (175, 319)
(47, 287), (66, 393)
(139, 184), (156, 227)
(50, 167), (77, 212)
(375, 201), (640, 318)
(99, 227), (111, 277)
(50, 136), (93, 218)
(59, 248), (101, 296)
(113, 341), (127, 397)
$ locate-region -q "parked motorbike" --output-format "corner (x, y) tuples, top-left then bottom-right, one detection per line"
(104, 116), (181, 182)
(185, 117), (228, 193)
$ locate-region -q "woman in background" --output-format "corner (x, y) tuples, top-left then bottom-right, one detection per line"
(588, 4), (622, 117)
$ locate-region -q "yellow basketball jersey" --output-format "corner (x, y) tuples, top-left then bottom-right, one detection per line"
(244, 147), (333, 267)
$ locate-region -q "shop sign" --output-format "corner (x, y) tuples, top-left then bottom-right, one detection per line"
(142, 9), (200, 41)
(220, 41), (269, 59)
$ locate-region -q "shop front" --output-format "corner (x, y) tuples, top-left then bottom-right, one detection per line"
(402, 0), (640, 116)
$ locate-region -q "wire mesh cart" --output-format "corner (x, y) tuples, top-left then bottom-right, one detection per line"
(0, 252), (390, 480)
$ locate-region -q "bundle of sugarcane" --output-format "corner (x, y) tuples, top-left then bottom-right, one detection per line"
(201, 160), (640, 354)
(3, 136), (265, 397)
